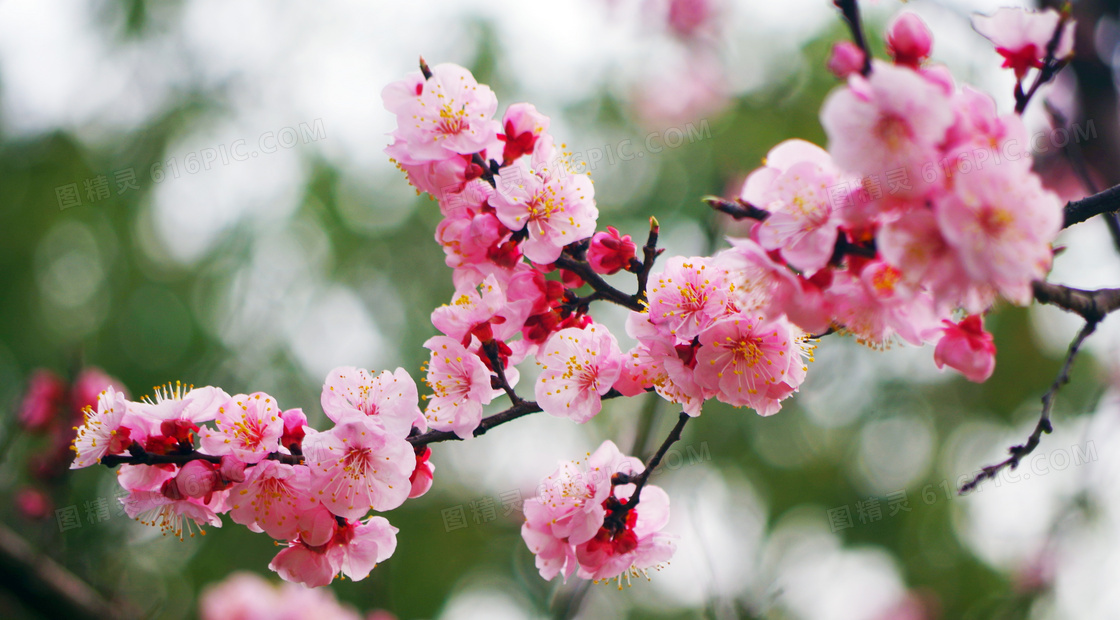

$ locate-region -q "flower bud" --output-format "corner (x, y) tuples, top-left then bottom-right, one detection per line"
(587, 227), (637, 275)
(176, 459), (220, 499)
(887, 12), (933, 68)
(500, 103), (550, 163)
(934, 315), (996, 383)
(827, 41), (866, 79)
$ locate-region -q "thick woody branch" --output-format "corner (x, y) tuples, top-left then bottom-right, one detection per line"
(1063, 183), (1120, 228)
(100, 443), (302, 468)
(1032, 281), (1120, 322)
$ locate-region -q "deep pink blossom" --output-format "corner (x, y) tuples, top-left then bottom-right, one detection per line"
(535, 324), (624, 423)
(320, 367), (424, 437)
(934, 315), (997, 382)
(500, 102), (550, 164)
(972, 8), (1075, 79)
(574, 484), (676, 584)
(302, 415), (414, 519)
(422, 335), (494, 439)
(828, 41), (866, 79)
(887, 12), (933, 68)
(588, 226), (637, 275)
(19, 370), (66, 432)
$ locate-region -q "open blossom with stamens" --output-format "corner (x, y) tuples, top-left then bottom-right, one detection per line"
(694, 313), (809, 415)
(320, 367), (424, 438)
(121, 488), (223, 540)
(499, 102), (550, 164)
(521, 441), (644, 581)
(972, 8), (1075, 79)
(934, 163), (1060, 305)
(430, 273), (519, 343)
(574, 483), (676, 585)
(646, 256), (731, 339)
(614, 312), (707, 416)
(490, 156), (598, 264)
(535, 324), (624, 423)
(199, 392), (284, 464)
(71, 386), (134, 469)
(302, 415), (414, 520)
(748, 140), (845, 275)
(381, 63), (500, 163)
(821, 61), (954, 194)
(270, 516), (399, 588)
(422, 335), (494, 439)
(132, 383), (229, 438)
(228, 459), (317, 541)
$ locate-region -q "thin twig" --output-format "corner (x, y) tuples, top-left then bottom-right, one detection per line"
(603, 412), (690, 532)
(553, 255), (646, 312)
(703, 196), (770, 221)
(959, 320), (1096, 493)
(635, 217), (664, 303)
(483, 340), (524, 406)
(1014, 11), (1073, 114)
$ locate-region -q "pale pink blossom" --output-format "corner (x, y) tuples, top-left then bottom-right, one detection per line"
(320, 367), (424, 437)
(614, 312), (707, 416)
(934, 315), (997, 382)
(199, 392), (284, 464)
(121, 488), (223, 540)
(302, 416), (414, 520)
(934, 163), (1060, 305)
(713, 238), (825, 330)
(535, 324), (624, 423)
(422, 335), (494, 439)
(750, 140), (845, 274)
(887, 12), (933, 68)
(821, 62), (954, 195)
(71, 386), (133, 469)
(694, 313), (808, 415)
(646, 256), (731, 339)
(826, 268), (938, 347)
(269, 516), (398, 588)
(228, 459), (317, 540)
(132, 383), (229, 430)
(70, 367), (128, 413)
(490, 158), (598, 264)
(431, 273), (513, 343)
(381, 63), (500, 163)
(199, 571), (363, 620)
(435, 208), (509, 269)
(972, 8), (1075, 79)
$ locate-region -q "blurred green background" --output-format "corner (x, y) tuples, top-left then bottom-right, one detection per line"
(2, 0), (1120, 618)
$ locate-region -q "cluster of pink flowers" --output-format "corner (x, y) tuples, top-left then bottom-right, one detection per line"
(719, 8), (1070, 383)
(522, 441), (675, 586)
(199, 571), (395, 620)
(70, 370), (429, 587)
(66, 5), (1075, 592)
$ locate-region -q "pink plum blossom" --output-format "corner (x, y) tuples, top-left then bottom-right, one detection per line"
(614, 312), (707, 416)
(408, 446), (435, 499)
(574, 484), (676, 584)
(228, 459), (317, 540)
(121, 488), (223, 540)
(972, 8), (1075, 79)
(934, 315), (997, 382)
(430, 273), (514, 343)
(646, 255), (731, 339)
(18, 370), (66, 432)
(381, 63), (500, 163)
(269, 516), (398, 587)
(821, 62), (954, 195)
(694, 313), (808, 415)
(199, 571), (364, 620)
(422, 335), (494, 439)
(320, 367), (424, 437)
(198, 392), (285, 464)
(71, 386), (133, 469)
(302, 415), (414, 519)
(934, 163), (1060, 305)
(490, 157), (598, 264)
(828, 41), (866, 79)
(535, 324), (625, 423)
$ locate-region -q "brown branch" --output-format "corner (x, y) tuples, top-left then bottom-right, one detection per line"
(0, 523), (133, 620)
(960, 320), (1096, 493)
(1032, 280), (1120, 322)
(408, 389), (627, 448)
(703, 196), (770, 221)
(603, 411), (690, 533)
(482, 340), (523, 406)
(634, 216), (664, 303)
(100, 443), (302, 469)
(1063, 183), (1120, 229)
